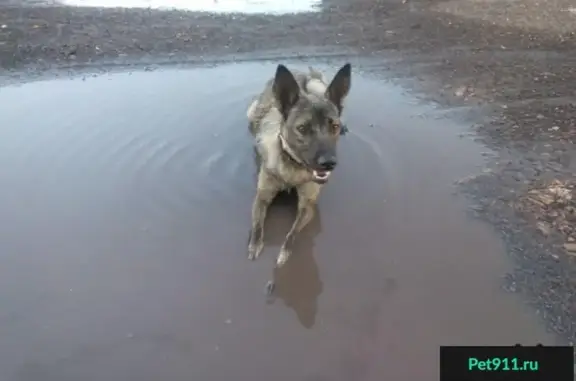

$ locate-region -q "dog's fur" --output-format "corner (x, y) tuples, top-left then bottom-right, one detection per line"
(246, 63), (351, 267)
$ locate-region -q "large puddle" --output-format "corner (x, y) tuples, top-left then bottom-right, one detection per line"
(0, 62), (559, 381)
(57, 0), (321, 13)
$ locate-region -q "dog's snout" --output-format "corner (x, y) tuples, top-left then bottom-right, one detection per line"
(317, 155), (337, 170)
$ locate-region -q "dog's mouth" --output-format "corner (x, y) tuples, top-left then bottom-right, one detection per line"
(312, 170), (332, 183)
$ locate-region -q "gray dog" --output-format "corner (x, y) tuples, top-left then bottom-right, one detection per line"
(246, 63), (352, 267)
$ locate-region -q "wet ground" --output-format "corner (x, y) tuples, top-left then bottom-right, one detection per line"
(0, 62), (561, 381)
(1, 0), (576, 378)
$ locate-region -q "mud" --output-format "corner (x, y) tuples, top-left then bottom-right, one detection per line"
(0, 63), (561, 381)
(1, 0), (576, 378)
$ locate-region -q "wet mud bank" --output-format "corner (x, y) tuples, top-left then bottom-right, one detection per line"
(1, 0), (576, 368)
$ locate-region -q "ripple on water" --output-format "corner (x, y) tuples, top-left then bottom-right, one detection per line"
(0, 71), (258, 221)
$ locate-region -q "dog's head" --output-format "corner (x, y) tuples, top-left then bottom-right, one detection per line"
(273, 63), (351, 184)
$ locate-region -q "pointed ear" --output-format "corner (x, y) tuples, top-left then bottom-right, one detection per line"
(273, 64), (300, 119)
(326, 63), (351, 114)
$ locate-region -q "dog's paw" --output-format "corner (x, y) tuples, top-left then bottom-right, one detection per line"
(248, 240), (264, 261)
(276, 247), (291, 267)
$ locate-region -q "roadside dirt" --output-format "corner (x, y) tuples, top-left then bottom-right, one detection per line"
(1, 0), (576, 344)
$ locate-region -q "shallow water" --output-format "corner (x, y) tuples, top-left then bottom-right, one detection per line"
(0, 62), (558, 381)
(57, 0), (321, 13)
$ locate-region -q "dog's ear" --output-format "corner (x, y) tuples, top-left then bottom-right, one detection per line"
(273, 64), (300, 119)
(326, 63), (351, 114)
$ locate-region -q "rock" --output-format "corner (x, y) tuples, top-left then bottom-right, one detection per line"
(536, 222), (551, 236)
(564, 243), (576, 253)
(454, 86), (467, 97)
(265, 280), (275, 295)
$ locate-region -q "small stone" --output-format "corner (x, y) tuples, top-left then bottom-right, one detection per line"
(550, 126), (560, 131)
(536, 222), (551, 236)
(265, 280), (275, 295)
(454, 86), (467, 97)
(225, 319), (232, 324)
(564, 243), (576, 253)
(536, 114), (545, 120)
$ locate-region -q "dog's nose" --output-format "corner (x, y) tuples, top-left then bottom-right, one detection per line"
(317, 156), (337, 170)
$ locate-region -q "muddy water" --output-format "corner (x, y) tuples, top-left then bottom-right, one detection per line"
(0, 62), (559, 381)
(57, 0), (321, 13)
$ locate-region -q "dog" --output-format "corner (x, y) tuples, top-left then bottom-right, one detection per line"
(246, 63), (351, 267)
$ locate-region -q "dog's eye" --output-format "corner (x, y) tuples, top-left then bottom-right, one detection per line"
(297, 125), (307, 134)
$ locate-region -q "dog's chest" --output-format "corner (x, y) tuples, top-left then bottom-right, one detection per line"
(272, 162), (312, 189)
(255, 138), (311, 189)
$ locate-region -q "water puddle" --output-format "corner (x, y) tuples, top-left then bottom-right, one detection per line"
(57, 0), (321, 14)
(0, 62), (558, 381)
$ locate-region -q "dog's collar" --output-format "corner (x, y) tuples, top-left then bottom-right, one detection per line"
(278, 133), (305, 166)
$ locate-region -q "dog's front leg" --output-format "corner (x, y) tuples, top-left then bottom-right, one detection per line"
(276, 183), (321, 267)
(248, 170), (278, 260)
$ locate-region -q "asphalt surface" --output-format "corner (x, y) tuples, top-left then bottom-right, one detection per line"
(1, 0), (576, 365)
